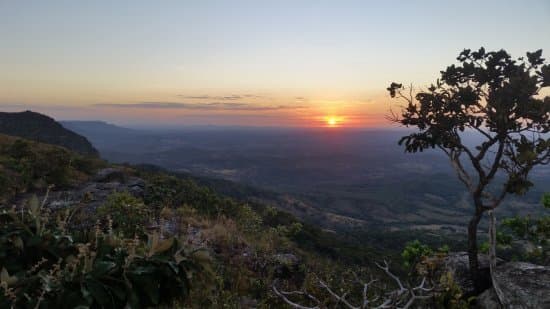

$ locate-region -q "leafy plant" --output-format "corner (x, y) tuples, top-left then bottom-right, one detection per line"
(97, 192), (150, 237)
(401, 239), (433, 269)
(0, 193), (210, 308)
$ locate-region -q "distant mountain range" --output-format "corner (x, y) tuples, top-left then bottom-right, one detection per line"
(0, 111), (98, 155)
(60, 118), (550, 233)
(60, 120), (139, 136)
(7, 111), (548, 235)
(60, 120), (168, 155)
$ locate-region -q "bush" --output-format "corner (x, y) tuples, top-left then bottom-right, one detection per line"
(0, 136), (103, 201)
(401, 240), (433, 269)
(0, 194), (210, 308)
(236, 204), (263, 234)
(97, 192), (150, 237)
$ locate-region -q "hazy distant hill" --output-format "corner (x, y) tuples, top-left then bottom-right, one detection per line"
(60, 120), (161, 153)
(60, 120), (138, 136)
(65, 122), (550, 233)
(0, 111), (98, 155)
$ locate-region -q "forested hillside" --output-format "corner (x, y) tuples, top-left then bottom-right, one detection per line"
(0, 133), (399, 307)
(0, 111), (98, 156)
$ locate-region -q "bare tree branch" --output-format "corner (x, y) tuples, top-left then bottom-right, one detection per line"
(272, 279), (321, 309)
(273, 262), (434, 309)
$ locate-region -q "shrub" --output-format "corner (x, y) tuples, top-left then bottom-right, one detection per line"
(97, 192), (150, 237)
(236, 204), (263, 234)
(0, 194), (210, 308)
(401, 240), (433, 269)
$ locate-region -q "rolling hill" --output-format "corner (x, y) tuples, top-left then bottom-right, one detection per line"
(0, 111), (98, 155)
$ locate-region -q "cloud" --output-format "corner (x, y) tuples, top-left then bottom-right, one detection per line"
(177, 94), (263, 100)
(93, 102), (306, 111)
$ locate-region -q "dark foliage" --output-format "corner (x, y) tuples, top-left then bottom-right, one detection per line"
(388, 48), (550, 290)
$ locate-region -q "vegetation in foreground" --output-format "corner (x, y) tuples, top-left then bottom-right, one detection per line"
(0, 133), (396, 307)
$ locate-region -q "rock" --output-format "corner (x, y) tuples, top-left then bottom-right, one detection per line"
(510, 240), (537, 255)
(273, 253), (300, 267)
(493, 262), (550, 309)
(93, 168), (126, 183)
(43, 173), (145, 214)
(239, 296), (258, 308)
(443, 251), (497, 297)
(126, 177), (145, 197)
(46, 190), (80, 210)
(477, 288), (500, 309)
(273, 253), (302, 280)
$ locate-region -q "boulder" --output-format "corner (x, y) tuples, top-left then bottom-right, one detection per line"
(93, 168), (126, 183)
(493, 262), (550, 309)
(510, 240), (537, 256)
(477, 288), (500, 309)
(43, 173), (145, 214)
(273, 253), (300, 267)
(273, 253), (302, 280)
(443, 251), (496, 297)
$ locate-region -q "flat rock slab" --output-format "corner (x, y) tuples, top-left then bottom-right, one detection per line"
(443, 251), (496, 296)
(493, 262), (550, 309)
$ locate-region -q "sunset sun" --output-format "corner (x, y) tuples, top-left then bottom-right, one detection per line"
(325, 116), (343, 127)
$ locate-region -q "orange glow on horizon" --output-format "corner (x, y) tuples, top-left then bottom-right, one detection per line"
(324, 116), (344, 127)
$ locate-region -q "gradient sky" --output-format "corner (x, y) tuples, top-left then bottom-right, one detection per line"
(1, 1), (549, 127)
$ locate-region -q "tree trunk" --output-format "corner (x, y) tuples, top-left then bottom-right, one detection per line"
(468, 211), (483, 292)
(488, 210), (505, 305)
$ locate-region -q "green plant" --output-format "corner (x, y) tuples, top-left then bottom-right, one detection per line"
(479, 241), (490, 254)
(0, 135), (102, 201)
(0, 193), (210, 308)
(97, 192), (150, 237)
(401, 240), (433, 269)
(496, 197), (550, 263)
(435, 271), (474, 309)
(236, 204), (263, 234)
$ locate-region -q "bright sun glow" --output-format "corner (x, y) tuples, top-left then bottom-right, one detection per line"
(325, 116), (343, 127)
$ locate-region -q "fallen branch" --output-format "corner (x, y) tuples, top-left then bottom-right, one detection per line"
(273, 261), (433, 309)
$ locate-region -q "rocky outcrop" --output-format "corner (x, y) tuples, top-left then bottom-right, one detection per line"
(491, 262), (550, 309)
(92, 167), (127, 183)
(272, 253), (302, 280)
(45, 168), (145, 215)
(443, 251), (498, 297)
(436, 253), (550, 308)
(477, 288), (500, 309)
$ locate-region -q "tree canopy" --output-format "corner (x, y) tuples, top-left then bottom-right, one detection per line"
(388, 48), (549, 202)
(388, 48), (550, 290)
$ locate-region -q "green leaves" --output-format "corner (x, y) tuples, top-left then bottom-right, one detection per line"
(401, 240), (433, 269)
(97, 192), (150, 237)
(526, 49), (544, 67)
(0, 268), (17, 286)
(498, 209), (549, 264)
(386, 82), (403, 98)
(0, 193), (207, 309)
(388, 48), (550, 198)
(540, 64), (550, 87)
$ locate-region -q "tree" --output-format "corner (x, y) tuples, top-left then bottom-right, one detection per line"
(387, 48), (550, 291)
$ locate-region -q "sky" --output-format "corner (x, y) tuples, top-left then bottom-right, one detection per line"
(1, 1), (549, 128)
